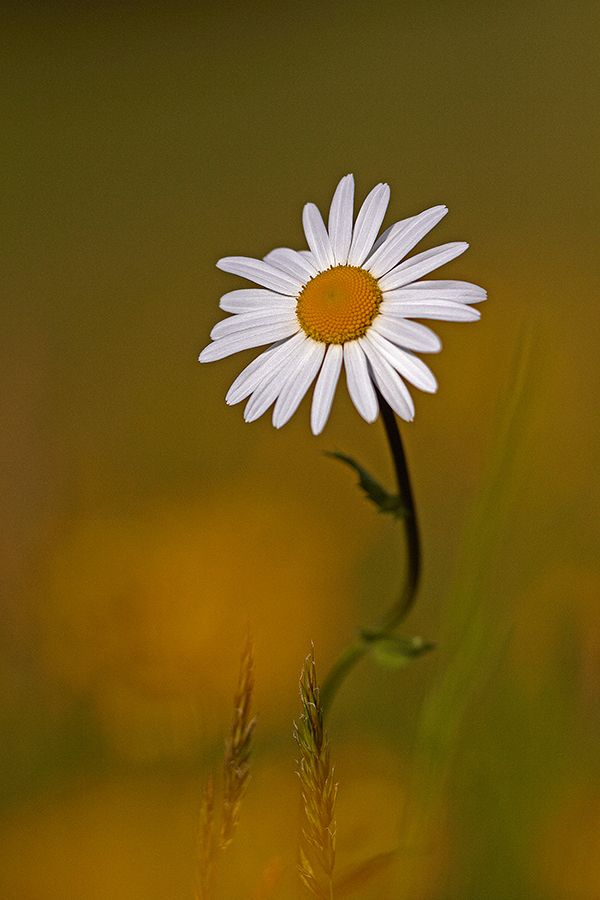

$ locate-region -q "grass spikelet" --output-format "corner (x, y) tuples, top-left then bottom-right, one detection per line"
(196, 774), (217, 900)
(220, 633), (256, 850)
(196, 636), (256, 899)
(295, 647), (338, 899)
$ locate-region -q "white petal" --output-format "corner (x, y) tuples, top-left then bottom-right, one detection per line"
(343, 341), (379, 423)
(364, 329), (438, 393)
(347, 183), (391, 267)
(363, 222), (394, 258)
(360, 337), (415, 421)
(243, 335), (310, 422)
(220, 289), (297, 313)
(244, 376), (286, 423)
(199, 320), (300, 362)
(263, 247), (319, 282)
(378, 242), (469, 291)
(272, 340), (326, 429)
(210, 309), (298, 340)
(365, 206), (448, 279)
(217, 256), (303, 295)
(310, 343), (343, 435)
(302, 203), (336, 270)
(384, 300), (481, 322)
(328, 175), (354, 266)
(385, 280), (486, 304)
(226, 334), (306, 405)
(362, 219), (412, 276)
(372, 313), (442, 353)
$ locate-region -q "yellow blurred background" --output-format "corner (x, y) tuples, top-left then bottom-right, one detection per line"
(1, 0), (599, 897)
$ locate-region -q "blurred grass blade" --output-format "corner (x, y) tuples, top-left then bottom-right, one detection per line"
(334, 849), (397, 897)
(398, 329), (540, 897)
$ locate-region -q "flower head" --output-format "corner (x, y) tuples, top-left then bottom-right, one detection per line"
(199, 175), (485, 435)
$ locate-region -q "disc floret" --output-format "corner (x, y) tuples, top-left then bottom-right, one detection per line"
(296, 265), (383, 345)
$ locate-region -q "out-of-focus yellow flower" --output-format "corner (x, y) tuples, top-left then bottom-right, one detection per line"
(42, 484), (351, 760)
(0, 773), (196, 900)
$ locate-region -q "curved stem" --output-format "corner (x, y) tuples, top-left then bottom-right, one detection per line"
(320, 396), (422, 715)
(373, 396), (421, 633)
(318, 641), (366, 715)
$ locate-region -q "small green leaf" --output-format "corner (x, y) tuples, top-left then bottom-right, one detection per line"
(362, 633), (436, 670)
(325, 450), (406, 518)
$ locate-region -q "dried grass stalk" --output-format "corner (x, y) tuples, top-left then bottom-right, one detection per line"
(196, 636), (256, 899)
(197, 774), (217, 900)
(295, 648), (338, 900)
(220, 634), (256, 850)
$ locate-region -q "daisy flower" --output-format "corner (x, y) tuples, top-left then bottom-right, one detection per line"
(199, 175), (485, 435)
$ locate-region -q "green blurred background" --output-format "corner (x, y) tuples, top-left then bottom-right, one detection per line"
(2, 0), (599, 897)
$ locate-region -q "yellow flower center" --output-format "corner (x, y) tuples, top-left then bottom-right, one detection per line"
(296, 265), (383, 344)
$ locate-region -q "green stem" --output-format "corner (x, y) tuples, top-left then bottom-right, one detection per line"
(320, 395), (422, 715)
(374, 396), (421, 632)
